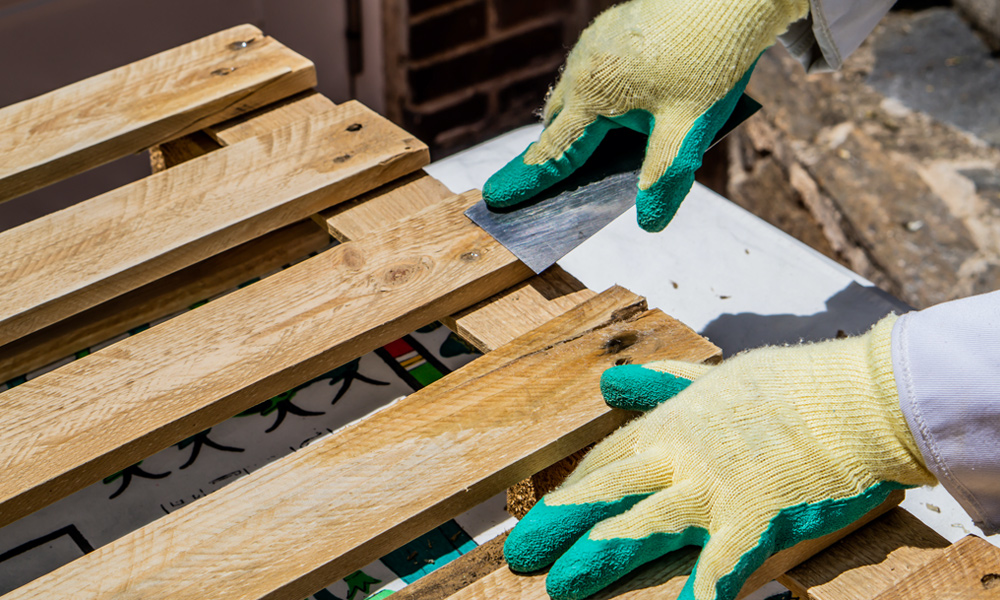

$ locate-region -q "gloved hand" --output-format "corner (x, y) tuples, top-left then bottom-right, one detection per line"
(483, 0), (809, 232)
(505, 315), (936, 600)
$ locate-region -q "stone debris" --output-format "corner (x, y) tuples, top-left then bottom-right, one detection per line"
(716, 7), (1000, 309)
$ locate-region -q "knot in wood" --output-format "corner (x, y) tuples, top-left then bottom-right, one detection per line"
(983, 573), (1000, 590)
(603, 331), (638, 355)
(382, 263), (418, 287)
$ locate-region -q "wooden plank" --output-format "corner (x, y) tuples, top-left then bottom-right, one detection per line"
(0, 100), (427, 348)
(148, 92), (336, 172)
(208, 90), (337, 144)
(0, 24), (316, 204)
(4, 291), (718, 599)
(872, 535), (1000, 600)
(441, 491), (905, 600)
(779, 507), (950, 600)
(443, 266), (598, 354)
(0, 219), (331, 383)
(0, 190), (528, 529)
(318, 170), (456, 241)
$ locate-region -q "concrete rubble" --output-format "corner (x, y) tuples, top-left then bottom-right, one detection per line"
(718, 7), (1000, 309)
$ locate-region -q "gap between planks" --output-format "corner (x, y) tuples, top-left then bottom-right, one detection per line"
(4, 288), (721, 599)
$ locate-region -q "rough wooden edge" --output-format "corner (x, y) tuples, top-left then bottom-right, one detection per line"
(778, 506), (951, 600)
(871, 534), (1000, 600)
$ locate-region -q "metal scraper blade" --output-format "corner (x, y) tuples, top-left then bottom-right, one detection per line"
(466, 93), (762, 274)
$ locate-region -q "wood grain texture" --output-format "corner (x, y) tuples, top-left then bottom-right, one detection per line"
(3, 294), (719, 600)
(149, 91), (336, 172)
(0, 191), (528, 529)
(0, 100), (428, 347)
(443, 491), (904, 600)
(0, 219), (331, 382)
(208, 90), (337, 145)
(442, 266), (598, 354)
(872, 535), (1000, 600)
(0, 24), (315, 203)
(318, 170), (456, 241)
(778, 507), (951, 600)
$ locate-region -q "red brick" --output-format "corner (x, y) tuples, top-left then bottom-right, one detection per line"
(408, 23), (564, 103)
(410, 1), (488, 60)
(403, 93), (490, 143)
(410, 0), (463, 16)
(495, 0), (568, 29)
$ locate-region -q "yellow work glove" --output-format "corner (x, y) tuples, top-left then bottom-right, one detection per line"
(505, 315), (936, 600)
(483, 0), (809, 232)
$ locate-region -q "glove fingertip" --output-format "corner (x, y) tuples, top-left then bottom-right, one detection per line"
(635, 169), (693, 233)
(482, 150), (541, 208)
(601, 364), (693, 411)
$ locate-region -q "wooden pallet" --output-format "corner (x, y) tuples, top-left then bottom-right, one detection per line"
(1, 24), (994, 600)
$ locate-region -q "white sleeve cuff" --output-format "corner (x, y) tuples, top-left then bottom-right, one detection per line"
(892, 290), (1000, 535)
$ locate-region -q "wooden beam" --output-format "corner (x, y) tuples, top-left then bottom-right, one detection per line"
(440, 491), (905, 600)
(4, 291), (719, 600)
(779, 507), (951, 600)
(0, 24), (315, 204)
(0, 220), (331, 383)
(0, 100), (427, 348)
(872, 535), (1000, 600)
(0, 191), (529, 529)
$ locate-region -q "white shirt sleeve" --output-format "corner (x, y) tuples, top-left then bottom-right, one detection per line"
(892, 290), (1000, 535)
(779, 0), (895, 71)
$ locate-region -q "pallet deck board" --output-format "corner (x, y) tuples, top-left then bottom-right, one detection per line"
(0, 100), (427, 347)
(2, 291), (717, 600)
(0, 25), (316, 204)
(0, 191), (532, 529)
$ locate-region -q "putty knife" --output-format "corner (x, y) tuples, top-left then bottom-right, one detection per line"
(466, 94), (761, 274)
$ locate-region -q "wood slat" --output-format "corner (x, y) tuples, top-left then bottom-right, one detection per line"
(442, 266), (598, 354)
(872, 535), (1000, 600)
(4, 290), (719, 599)
(0, 191), (529, 529)
(0, 99), (427, 348)
(318, 170), (456, 241)
(0, 24), (316, 203)
(441, 491), (905, 600)
(779, 507), (952, 600)
(0, 219), (331, 383)
(209, 90), (337, 144)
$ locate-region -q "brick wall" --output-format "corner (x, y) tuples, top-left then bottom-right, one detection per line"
(384, 0), (616, 157)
